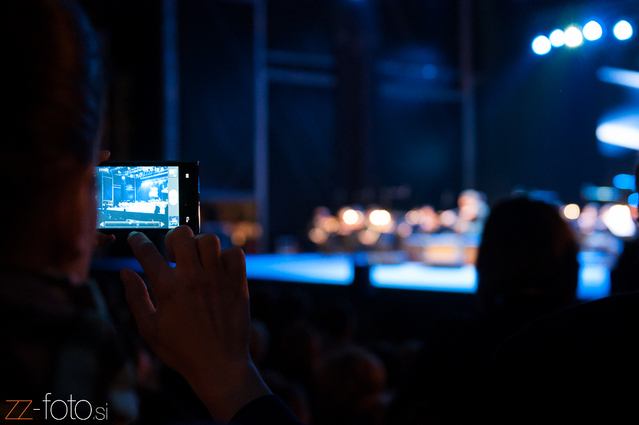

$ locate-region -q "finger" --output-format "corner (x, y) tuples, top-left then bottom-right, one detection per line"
(219, 247), (249, 299)
(93, 232), (116, 250)
(120, 268), (157, 342)
(127, 231), (172, 288)
(98, 150), (110, 164)
(165, 226), (200, 269)
(195, 233), (222, 271)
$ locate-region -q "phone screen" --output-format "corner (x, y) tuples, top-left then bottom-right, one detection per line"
(96, 165), (181, 230)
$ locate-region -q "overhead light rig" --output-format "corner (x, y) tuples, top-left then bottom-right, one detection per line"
(532, 19), (633, 55)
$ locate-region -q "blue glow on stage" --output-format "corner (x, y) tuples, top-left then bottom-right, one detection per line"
(370, 263), (477, 293)
(244, 253), (354, 285)
(93, 252), (611, 298)
(597, 66), (639, 90)
(243, 254), (610, 298)
(577, 264), (610, 300)
(369, 262), (608, 299)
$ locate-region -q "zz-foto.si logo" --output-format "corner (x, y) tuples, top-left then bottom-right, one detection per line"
(4, 394), (108, 421)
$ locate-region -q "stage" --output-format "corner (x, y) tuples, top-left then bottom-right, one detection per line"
(92, 250), (611, 300)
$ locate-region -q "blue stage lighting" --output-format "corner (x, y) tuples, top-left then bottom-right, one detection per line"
(597, 66), (639, 90)
(597, 118), (639, 150)
(549, 29), (565, 47)
(614, 20), (633, 40)
(532, 35), (551, 55)
(565, 26), (583, 47)
(583, 21), (603, 41)
(613, 174), (636, 191)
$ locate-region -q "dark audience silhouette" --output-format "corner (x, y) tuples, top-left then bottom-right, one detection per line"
(387, 196), (580, 425)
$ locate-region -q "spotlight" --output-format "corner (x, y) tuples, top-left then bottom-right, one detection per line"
(549, 29), (565, 47)
(614, 20), (633, 40)
(602, 204), (636, 238)
(596, 120), (639, 150)
(612, 174), (636, 191)
(341, 208), (359, 225)
(564, 26), (583, 47)
(369, 209), (391, 226)
(583, 21), (603, 41)
(532, 35), (551, 55)
(563, 204), (581, 220)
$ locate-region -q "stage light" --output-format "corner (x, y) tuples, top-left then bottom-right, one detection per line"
(532, 35), (551, 55)
(320, 216), (339, 233)
(583, 21), (603, 41)
(596, 187), (616, 201)
(369, 209), (391, 226)
(309, 228), (329, 244)
(613, 174), (636, 191)
(602, 204), (636, 237)
(628, 193), (639, 208)
(578, 203), (599, 234)
(564, 204), (581, 220)
(439, 210), (457, 228)
(549, 29), (565, 47)
(342, 208), (359, 225)
(564, 26), (583, 47)
(581, 185), (620, 202)
(405, 209), (422, 226)
(596, 120), (639, 150)
(419, 206), (439, 232)
(597, 66), (639, 89)
(614, 20), (633, 40)
(397, 222), (413, 238)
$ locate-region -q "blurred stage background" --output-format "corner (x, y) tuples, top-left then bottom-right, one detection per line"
(86, 0), (639, 302)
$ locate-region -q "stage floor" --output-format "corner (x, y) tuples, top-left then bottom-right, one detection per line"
(92, 251), (611, 300)
(243, 252), (610, 300)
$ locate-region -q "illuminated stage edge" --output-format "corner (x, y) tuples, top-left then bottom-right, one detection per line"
(92, 252), (611, 300)
(243, 252), (610, 300)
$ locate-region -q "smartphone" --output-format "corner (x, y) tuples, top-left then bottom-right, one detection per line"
(96, 161), (200, 235)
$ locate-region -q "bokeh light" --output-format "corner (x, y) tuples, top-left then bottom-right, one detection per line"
(342, 208), (359, 225)
(602, 204), (636, 237)
(309, 228), (329, 244)
(563, 204), (581, 220)
(614, 20), (633, 40)
(549, 29), (565, 47)
(613, 174), (636, 191)
(358, 229), (380, 245)
(439, 210), (458, 228)
(369, 209), (391, 226)
(405, 209), (422, 226)
(397, 222), (413, 238)
(583, 21), (603, 41)
(565, 26), (583, 47)
(532, 35), (551, 55)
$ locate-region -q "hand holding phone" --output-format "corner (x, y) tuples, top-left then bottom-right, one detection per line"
(121, 227), (271, 420)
